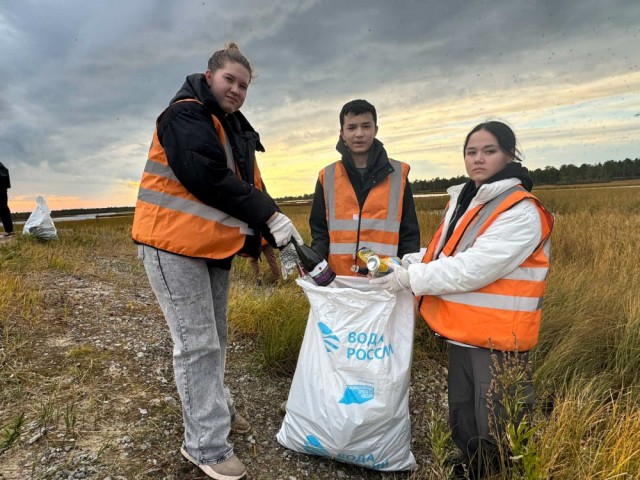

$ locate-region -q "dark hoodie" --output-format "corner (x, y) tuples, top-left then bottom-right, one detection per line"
(443, 162), (533, 244)
(309, 137), (420, 260)
(155, 74), (280, 264)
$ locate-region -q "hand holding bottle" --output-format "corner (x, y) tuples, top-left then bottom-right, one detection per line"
(265, 212), (303, 248)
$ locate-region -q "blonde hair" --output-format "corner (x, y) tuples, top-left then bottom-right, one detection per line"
(207, 42), (253, 81)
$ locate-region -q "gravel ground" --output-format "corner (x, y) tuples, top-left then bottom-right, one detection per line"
(0, 263), (450, 480)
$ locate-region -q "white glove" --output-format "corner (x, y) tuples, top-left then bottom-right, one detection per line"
(266, 212), (304, 247)
(369, 266), (411, 291)
(401, 252), (423, 268)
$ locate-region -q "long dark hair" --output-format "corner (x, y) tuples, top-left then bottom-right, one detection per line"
(463, 121), (523, 161)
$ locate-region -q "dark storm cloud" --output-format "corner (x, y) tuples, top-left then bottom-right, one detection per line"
(0, 0), (638, 206)
(244, 0), (639, 109)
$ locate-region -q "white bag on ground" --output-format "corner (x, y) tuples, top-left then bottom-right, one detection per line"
(23, 196), (58, 240)
(277, 276), (416, 471)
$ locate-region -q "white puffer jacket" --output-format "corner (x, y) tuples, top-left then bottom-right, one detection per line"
(408, 178), (542, 297)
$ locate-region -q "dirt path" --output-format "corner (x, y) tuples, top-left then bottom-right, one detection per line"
(0, 261), (448, 480)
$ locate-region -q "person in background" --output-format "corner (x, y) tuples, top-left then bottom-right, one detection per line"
(0, 161), (14, 237)
(249, 240), (282, 285)
(372, 121), (554, 478)
(309, 99), (420, 275)
(132, 43), (302, 480)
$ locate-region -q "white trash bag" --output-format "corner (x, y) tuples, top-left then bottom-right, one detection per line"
(23, 196), (58, 240)
(277, 276), (416, 472)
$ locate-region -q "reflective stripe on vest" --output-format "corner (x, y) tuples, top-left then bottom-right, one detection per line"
(321, 159), (408, 275)
(418, 187), (554, 351)
(132, 99), (262, 259)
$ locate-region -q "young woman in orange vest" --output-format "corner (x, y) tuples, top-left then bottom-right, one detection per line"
(371, 121), (554, 478)
(132, 44), (301, 480)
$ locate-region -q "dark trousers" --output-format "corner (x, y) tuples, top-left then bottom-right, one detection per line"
(0, 189), (13, 233)
(448, 344), (534, 477)
(250, 244), (281, 282)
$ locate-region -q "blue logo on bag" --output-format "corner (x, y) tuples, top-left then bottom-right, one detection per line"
(317, 322), (340, 353)
(339, 384), (374, 405)
(303, 434), (330, 457)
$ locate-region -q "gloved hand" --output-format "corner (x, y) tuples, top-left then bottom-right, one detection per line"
(369, 265), (411, 291)
(265, 212), (304, 248)
(401, 252), (423, 268)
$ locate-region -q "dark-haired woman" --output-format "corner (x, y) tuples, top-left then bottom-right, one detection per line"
(372, 121), (554, 477)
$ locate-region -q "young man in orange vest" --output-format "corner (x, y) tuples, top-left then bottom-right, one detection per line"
(309, 99), (420, 275)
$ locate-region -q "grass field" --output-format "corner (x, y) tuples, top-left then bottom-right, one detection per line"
(1, 181), (639, 479)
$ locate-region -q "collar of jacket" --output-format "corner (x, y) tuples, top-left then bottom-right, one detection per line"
(447, 177), (525, 209)
(447, 162), (533, 206)
(335, 137), (395, 185)
(170, 73), (265, 152)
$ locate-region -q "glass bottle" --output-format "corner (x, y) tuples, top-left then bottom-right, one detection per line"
(291, 239), (336, 286)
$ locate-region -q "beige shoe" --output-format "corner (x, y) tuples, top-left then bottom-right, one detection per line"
(230, 413), (251, 434)
(181, 447), (246, 480)
(279, 400), (287, 415)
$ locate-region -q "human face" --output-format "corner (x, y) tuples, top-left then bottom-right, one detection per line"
(205, 62), (250, 114)
(464, 129), (513, 187)
(340, 112), (378, 156)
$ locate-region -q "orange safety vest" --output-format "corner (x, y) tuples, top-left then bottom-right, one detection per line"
(418, 187), (554, 351)
(132, 99), (264, 260)
(320, 159), (409, 275)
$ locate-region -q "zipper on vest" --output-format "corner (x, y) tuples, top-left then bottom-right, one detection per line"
(353, 203), (364, 271)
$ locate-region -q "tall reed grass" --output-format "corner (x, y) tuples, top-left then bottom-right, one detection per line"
(1, 183), (639, 478)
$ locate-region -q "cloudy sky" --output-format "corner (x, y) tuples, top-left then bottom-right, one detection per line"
(1, 0), (639, 212)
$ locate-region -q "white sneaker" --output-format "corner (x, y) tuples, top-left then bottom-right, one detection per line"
(180, 447), (247, 480)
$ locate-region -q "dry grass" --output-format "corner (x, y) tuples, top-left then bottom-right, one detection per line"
(1, 181), (640, 479)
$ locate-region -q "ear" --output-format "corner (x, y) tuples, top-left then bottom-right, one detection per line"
(204, 70), (214, 86)
(340, 130), (345, 142)
(374, 125), (379, 137)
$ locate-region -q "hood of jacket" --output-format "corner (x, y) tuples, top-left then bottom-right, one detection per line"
(169, 73), (264, 153)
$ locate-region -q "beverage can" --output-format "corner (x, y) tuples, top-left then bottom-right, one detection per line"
(356, 247), (401, 277)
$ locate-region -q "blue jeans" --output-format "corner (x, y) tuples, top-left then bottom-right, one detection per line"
(139, 245), (236, 464)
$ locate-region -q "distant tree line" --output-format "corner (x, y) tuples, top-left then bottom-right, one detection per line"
(277, 192), (314, 203)
(11, 159), (639, 217)
(411, 175), (469, 193)
(12, 206), (134, 221)
(410, 158), (640, 193)
(527, 158), (640, 185)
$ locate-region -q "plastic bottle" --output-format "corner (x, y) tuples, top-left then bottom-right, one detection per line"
(291, 239), (336, 286)
(352, 247), (401, 277)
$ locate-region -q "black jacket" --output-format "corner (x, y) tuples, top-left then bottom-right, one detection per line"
(157, 74), (279, 263)
(0, 162), (10, 190)
(309, 138), (421, 259)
